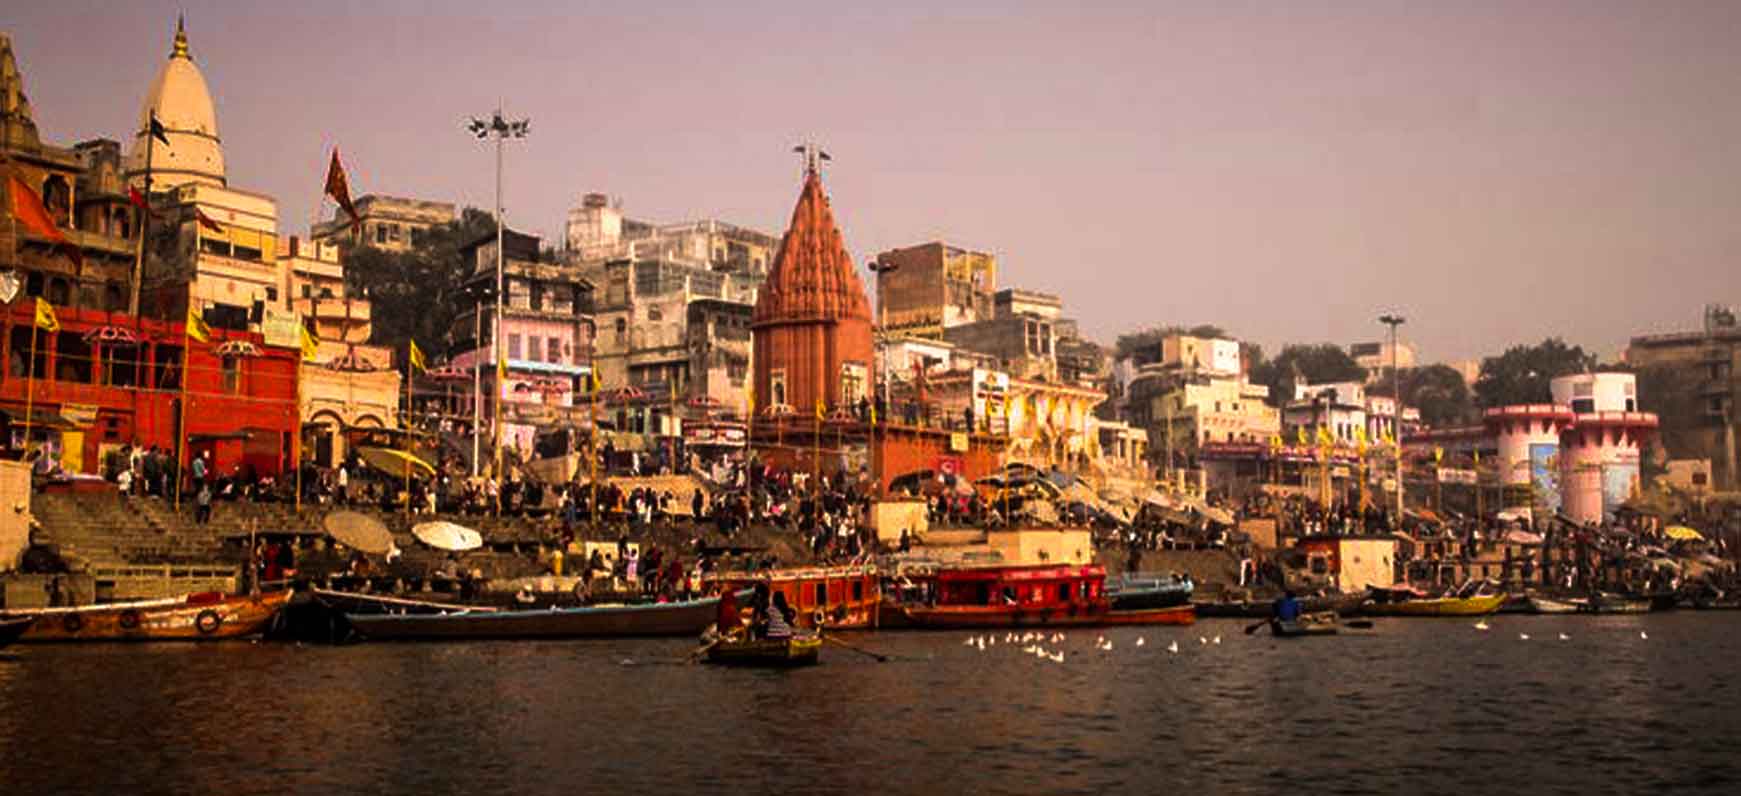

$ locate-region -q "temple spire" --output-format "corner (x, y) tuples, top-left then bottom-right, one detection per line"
(792, 142), (830, 176)
(172, 15), (189, 60)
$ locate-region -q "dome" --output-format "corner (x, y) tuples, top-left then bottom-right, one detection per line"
(126, 18), (225, 188)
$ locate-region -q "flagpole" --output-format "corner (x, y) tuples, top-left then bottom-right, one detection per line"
(404, 344), (412, 517)
(127, 113), (156, 317)
(22, 319), (36, 455)
(589, 371), (598, 535)
(293, 343), (302, 513)
(175, 296), (192, 511)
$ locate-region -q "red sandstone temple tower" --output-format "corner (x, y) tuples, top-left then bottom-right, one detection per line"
(751, 154), (874, 416)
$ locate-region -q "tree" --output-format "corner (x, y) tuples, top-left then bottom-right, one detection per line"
(1249, 343), (1366, 405)
(1370, 363), (1475, 427)
(1114, 324), (1227, 365)
(1472, 338), (1595, 409)
(342, 207), (497, 357)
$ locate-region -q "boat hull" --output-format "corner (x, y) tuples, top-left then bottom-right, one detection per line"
(1194, 593), (1366, 619)
(0, 616), (34, 648)
(1527, 596), (1584, 614)
(1107, 574), (1194, 611)
(705, 633), (822, 667)
(1271, 617), (1339, 637)
(889, 601), (1110, 629)
(1364, 593), (1507, 617)
(5, 591), (291, 642)
(347, 592), (733, 640)
(1100, 605), (1197, 626)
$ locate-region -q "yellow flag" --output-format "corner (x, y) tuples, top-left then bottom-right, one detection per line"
(1316, 425), (1333, 447)
(869, 401), (877, 427)
(186, 305), (211, 343)
(300, 325), (320, 362)
(1268, 434), (1282, 451)
(409, 339), (427, 372)
(496, 354), (507, 396)
(590, 368), (602, 393)
(1473, 448), (1480, 467)
(1434, 446), (1445, 464)
(33, 297), (58, 332)
(1295, 426), (1307, 447)
(1356, 426), (1369, 455)
(745, 385), (755, 417)
(815, 397), (826, 420)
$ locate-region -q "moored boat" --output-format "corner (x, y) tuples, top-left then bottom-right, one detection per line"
(1106, 573), (1193, 611)
(708, 565), (881, 630)
(0, 616), (34, 648)
(704, 631), (822, 667)
(1582, 593), (1651, 614)
(881, 563), (1110, 629)
(4, 591), (292, 642)
(1100, 604), (1196, 626)
(1527, 595), (1585, 614)
(346, 590), (743, 640)
(1365, 593), (1506, 617)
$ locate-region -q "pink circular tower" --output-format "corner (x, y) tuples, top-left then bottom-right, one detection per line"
(1482, 404), (1575, 518)
(1550, 374), (1658, 525)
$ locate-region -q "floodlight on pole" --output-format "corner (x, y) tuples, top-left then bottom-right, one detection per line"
(1379, 313), (1407, 519)
(465, 108), (528, 505)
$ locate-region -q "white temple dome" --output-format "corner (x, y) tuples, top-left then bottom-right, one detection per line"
(127, 18), (225, 188)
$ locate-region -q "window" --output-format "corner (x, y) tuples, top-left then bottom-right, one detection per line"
(265, 287), (278, 302)
(814, 583), (827, 606)
(222, 357), (241, 394)
(1571, 398), (1594, 413)
(649, 306), (662, 321)
(851, 581), (863, 601)
(508, 334), (522, 359)
(548, 337), (562, 363)
(614, 318), (626, 342)
(301, 284), (313, 298)
(770, 369), (787, 407)
(527, 337), (541, 362)
(375, 224), (388, 244)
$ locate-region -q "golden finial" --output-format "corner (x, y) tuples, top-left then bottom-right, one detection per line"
(172, 15), (189, 59)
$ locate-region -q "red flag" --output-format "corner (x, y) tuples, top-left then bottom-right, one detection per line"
(194, 207), (224, 233)
(323, 148), (361, 234)
(6, 175), (82, 267)
(128, 186), (162, 218)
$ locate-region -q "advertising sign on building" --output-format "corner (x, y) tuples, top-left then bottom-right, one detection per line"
(261, 308), (303, 350)
(971, 369), (1009, 419)
(1437, 468), (1477, 485)
(1528, 443), (1562, 514)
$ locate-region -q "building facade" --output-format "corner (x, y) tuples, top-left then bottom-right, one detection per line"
(1624, 304), (1740, 490)
(311, 194), (457, 252)
(873, 241), (997, 338)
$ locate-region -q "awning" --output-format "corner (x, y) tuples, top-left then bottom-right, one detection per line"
(354, 446), (436, 478)
(0, 407), (80, 430)
(1665, 525), (1704, 541)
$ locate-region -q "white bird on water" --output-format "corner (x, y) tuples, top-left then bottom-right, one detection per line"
(1213, 635), (1222, 645)
(1558, 633), (1571, 641)
(1473, 620), (1491, 631)
(1166, 640), (1180, 654)
(1048, 650), (1065, 663)
(1640, 631), (1649, 640)
(1519, 633), (1531, 641)
(1136, 637), (1146, 647)
(964, 636), (976, 647)
(976, 636), (986, 651)
(1198, 636), (1208, 645)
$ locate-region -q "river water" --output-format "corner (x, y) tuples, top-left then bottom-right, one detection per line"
(2, 613), (1737, 795)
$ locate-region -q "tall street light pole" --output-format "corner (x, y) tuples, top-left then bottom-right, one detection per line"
(1379, 313), (1406, 520)
(467, 109), (529, 494)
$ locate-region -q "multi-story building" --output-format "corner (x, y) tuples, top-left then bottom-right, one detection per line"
(873, 241), (997, 338)
(1624, 304), (1740, 489)
(565, 192), (778, 274)
(1283, 381), (1421, 445)
(589, 257), (759, 414)
(447, 229), (594, 460)
(1349, 339), (1417, 379)
(311, 194), (456, 252)
(1122, 333), (1278, 492)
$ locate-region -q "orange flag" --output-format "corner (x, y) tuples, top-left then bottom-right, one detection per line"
(323, 148), (360, 233)
(6, 175), (82, 267)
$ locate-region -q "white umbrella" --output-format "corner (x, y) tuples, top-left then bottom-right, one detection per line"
(413, 521), (484, 552)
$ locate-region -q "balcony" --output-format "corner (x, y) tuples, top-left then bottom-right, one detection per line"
(293, 297), (372, 324)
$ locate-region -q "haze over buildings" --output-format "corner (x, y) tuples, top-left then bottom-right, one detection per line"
(7, 1), (1740, 361)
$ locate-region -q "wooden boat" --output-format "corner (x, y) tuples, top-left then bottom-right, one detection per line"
(1582, 593), (1651, 614)
(1527, 595), (1585, 614)
(880, 564), (1110, 629)
(1271, 612), (1339, 637)
(1193, 592), (1366, 619)
(1364, 592), (1507, 617)
(3, 591), (292, 642)
(346, 590), (744, 640)
(708, 565), (881, 630)
(0, 616), (34, 648)
(311, 587), (499, 615)
(704, 631), (822, 667)
(1107, 573), (1193, 611)
(1100, 604), (1196, 626)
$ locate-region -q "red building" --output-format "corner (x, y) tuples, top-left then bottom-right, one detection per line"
(751, 161), (874, 416)
(0, 302), (300, 479)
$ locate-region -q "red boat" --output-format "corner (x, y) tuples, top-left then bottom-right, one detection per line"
(709, 565), (882, 630)
(881, 563), (1110, 629)
(1101, 604), (1196, 626)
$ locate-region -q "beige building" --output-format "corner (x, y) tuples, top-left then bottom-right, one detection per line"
(590, 258), (757, 415)
(274, 237), (400, 467)
(873, 241), (998, 338)
(1625, 305), (1740, 490)
(311, 194), (457, 252)
(565, 192), (778, 274)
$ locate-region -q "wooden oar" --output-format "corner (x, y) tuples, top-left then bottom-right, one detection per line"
(1341, 619), (1374, 630)
(822, 634), (889, 662)
(1244, 619), (1272, 635)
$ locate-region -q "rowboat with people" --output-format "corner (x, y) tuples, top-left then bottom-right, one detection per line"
(703, 630), (823, 667)
(1269, 611), (1340, 637)
(2, 590), (292, 642)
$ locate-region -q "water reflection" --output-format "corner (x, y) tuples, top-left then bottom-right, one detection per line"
(1, 616), (1738, 794)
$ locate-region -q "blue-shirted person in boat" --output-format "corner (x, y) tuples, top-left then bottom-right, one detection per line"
(1273, 590), (1302, 623)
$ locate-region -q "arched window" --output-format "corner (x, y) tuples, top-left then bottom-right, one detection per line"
(40, 175), (72, 226)
(47, 278), (71, 306)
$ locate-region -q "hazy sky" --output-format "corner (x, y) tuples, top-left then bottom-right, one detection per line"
(8, 1), (1740, 363)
